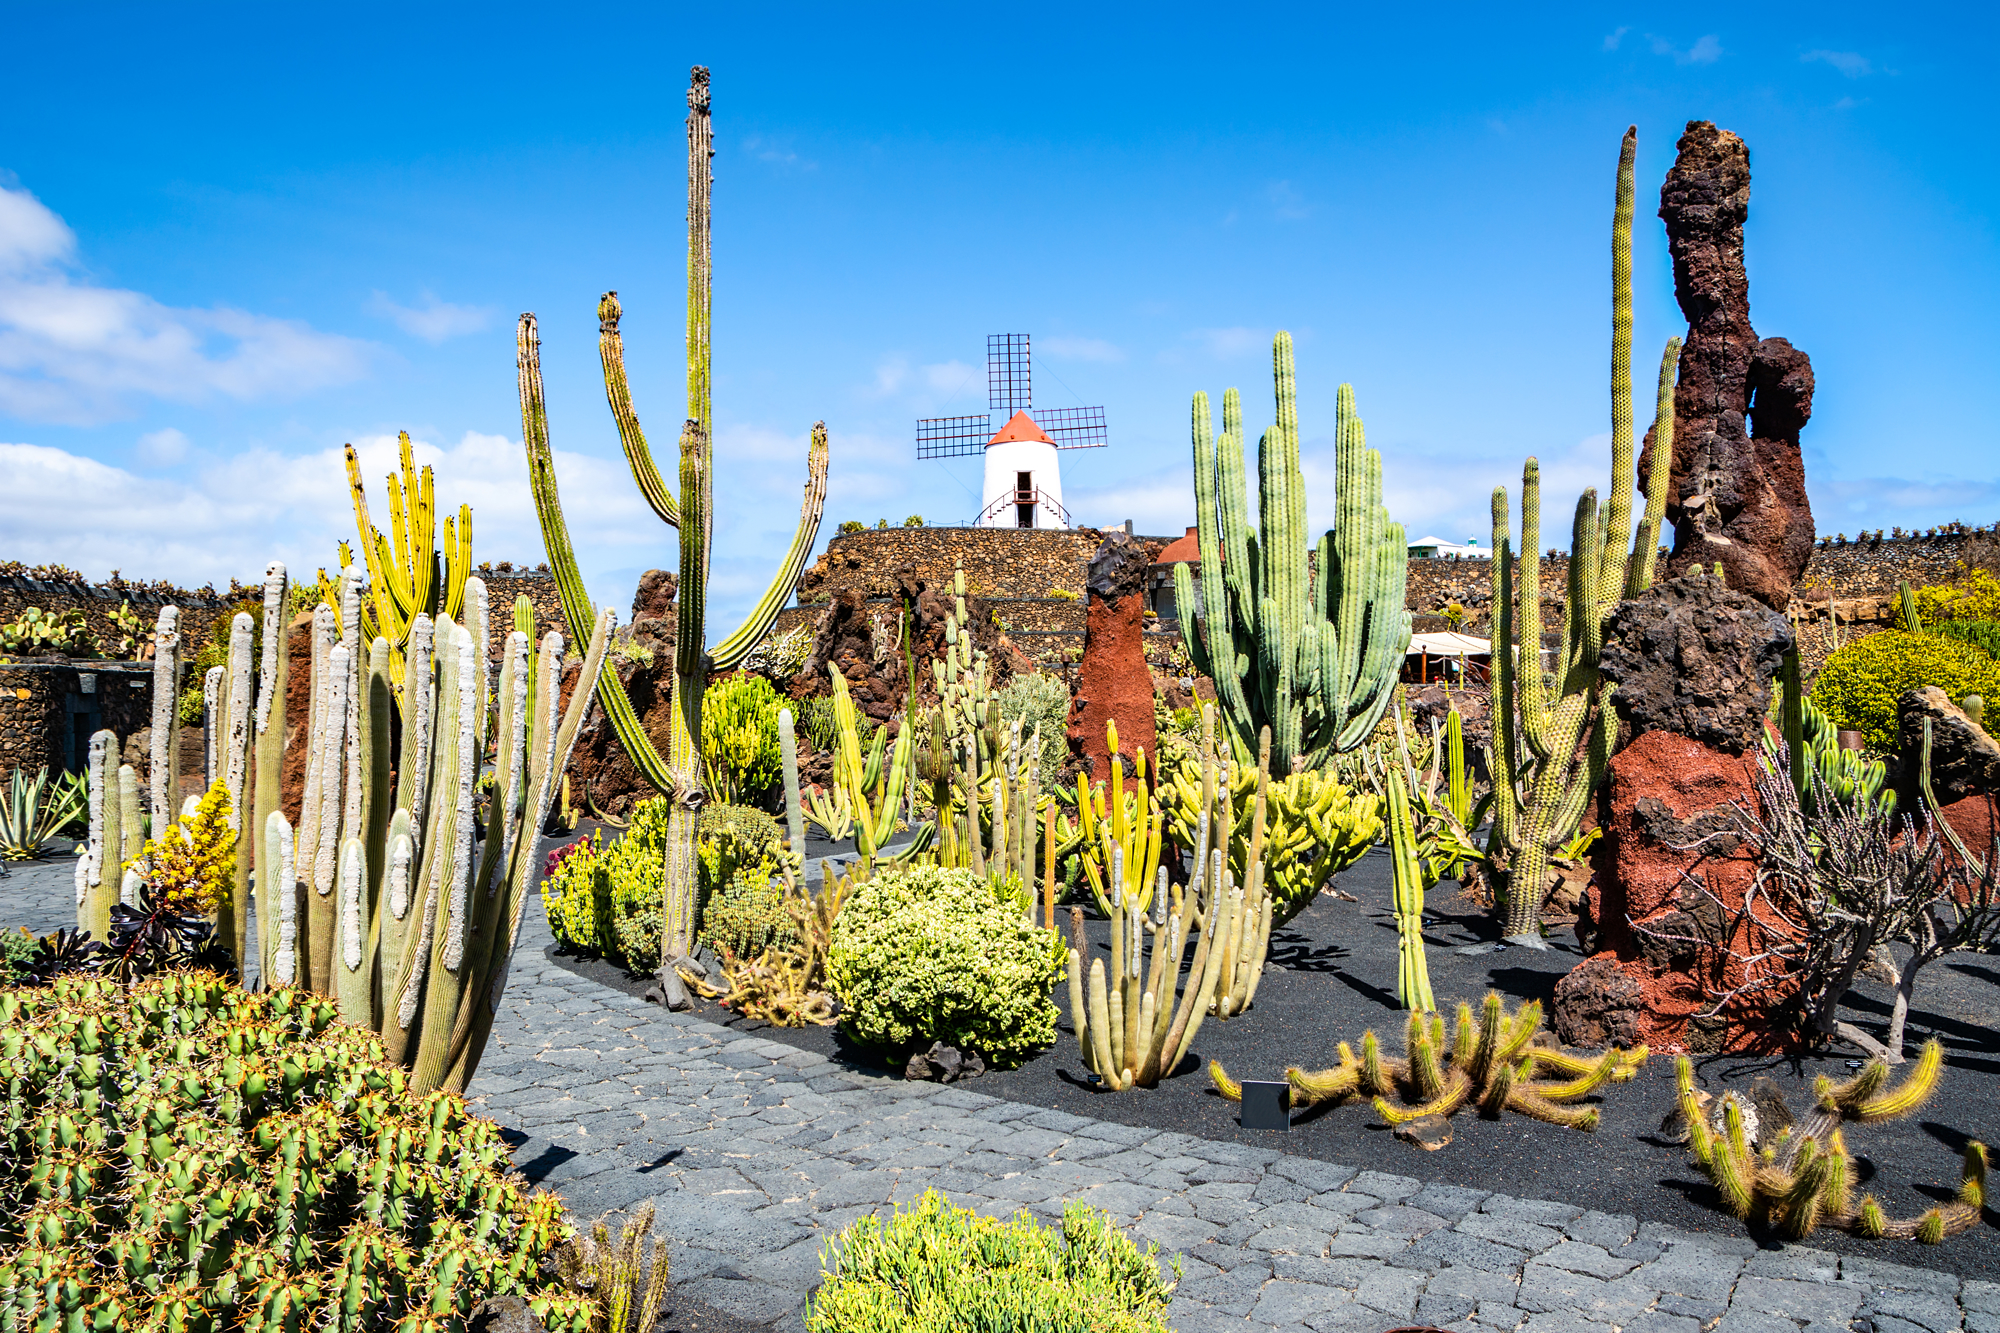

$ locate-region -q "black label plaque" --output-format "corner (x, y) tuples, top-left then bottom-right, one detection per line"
(1239, 1080), (1291, 1131)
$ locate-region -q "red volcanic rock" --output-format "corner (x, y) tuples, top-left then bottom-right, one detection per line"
(1641, 121), (1816, 610)
(1935, 793), (1998, 875)
(1555, 730), (1798, 1054)
(280, 612), (315, 824)
(1068, 532), (1156, 782)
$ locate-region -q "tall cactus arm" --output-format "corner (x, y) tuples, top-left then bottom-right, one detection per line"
(710, 422), (831, 671)
(345, 444), (403, 640)
(1627, 337), (1682, 598)
(687, 65), (714, 444)
(675, 418), (710, 684)
(598, 291), (682, 528)
(1595, 126), (1639, 613)
(1488, 488), (1520, 848)
(516, 310), (676, 793)
(1515, 459), (1550, 753)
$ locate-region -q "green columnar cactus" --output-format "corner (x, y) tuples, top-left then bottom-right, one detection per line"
(251, 562), (291, 982)
(779, 706), (804, 850)
(341, 429), (471, 698)
(516, 67), (831, 984)
(1386, 768), (1434, 1012)
(1485, 127), (1683, 940)
(1173, 335), (1411, 772)
(214, 610), (257, 966)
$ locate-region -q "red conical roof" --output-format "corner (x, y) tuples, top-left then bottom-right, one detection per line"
(987, 411), (1055, 446)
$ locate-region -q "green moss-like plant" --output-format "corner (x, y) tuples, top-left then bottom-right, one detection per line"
(1812, 630), (2000, 752)
(995, 671), (1071, 791)
(805, 1189), (1177, 1333)
(0, 971), (593, 1331)
(827, 865), (1066, 1065)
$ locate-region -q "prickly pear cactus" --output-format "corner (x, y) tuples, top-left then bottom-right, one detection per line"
(0, 971), (595, 1332)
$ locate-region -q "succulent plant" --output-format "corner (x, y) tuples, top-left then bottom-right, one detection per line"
(1211, 992), (1646, 1139)
(0, 971), (595, 1331)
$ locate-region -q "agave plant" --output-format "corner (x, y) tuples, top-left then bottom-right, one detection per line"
(0, 766), (86, 861)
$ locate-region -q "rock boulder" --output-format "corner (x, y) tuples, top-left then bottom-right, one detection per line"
(1069, 532), (1156, 780)
(1897, 686), (2000, 805)
(1597, 571), (1794, 756)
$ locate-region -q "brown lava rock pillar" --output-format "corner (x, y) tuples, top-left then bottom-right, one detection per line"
(1069, 532), (1155, 782)
(1554, 572), (1798, 1053)
(1643, 120), (1816, 610)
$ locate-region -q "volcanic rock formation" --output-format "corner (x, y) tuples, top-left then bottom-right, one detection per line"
(1597, 570), (1795, 756)
(1641, 120), (1816, 610)
(1069, 531), (1157, 781)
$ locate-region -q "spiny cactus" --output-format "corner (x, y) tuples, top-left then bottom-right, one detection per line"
(76, 566), (613, 1094)
(1211, 992), (1647, 1138)
(518, 67), (830, 982)
(147, 604), (181, 829)
(0, 971), (595, 1332)
(1675, 1042), (1980, 1242)
(1173, 334), (1411, 772)
(1068, 713), (1276, 1090)
(340, 429), (473, 700)
(779, 706), (804, 849)
(554, 1204), (672, 1333)
(1386, 765), (1434, 1012)
(1484, 126), (1684, 939)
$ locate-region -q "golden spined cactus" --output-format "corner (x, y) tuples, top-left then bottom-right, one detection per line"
(1066, 718), (1278, 1091)
(342, 430), (471, 696)
(1675, 1042), (1980, 1243)
(1210, 992), (1646, 1138)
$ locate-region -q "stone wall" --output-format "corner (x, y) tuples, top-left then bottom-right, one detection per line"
(475, 566), (569, 662)
(796, 526), (1180, 604)
(0, 662), (153, 777)
(0, 574), (241, 660)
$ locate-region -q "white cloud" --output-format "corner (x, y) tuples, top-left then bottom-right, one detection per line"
(0, 181), (373, 425)
(1602, 26), (1630, 51)
(1802, 49), (1871, 77)
(0, 430), (658, 615)
(1039, 336), (1124, 364)
(1647, 33), (1723, 65)
(364, 290), (495, 343)
(1187, 327), (1270, 361)
(742, 135), (815, 171)
(136, 426), (189, 465)
(1267, 181), (1310, 221)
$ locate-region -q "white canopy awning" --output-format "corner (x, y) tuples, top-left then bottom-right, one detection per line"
(1406, 632), (1491, 656)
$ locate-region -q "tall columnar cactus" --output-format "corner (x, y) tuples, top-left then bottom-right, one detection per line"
(147, 604), (181, 828)
(341, 430), (472, 698)
(516, 66), (830, 983)
(1174, 335), (1411, 772)
(1485, 126), (1684, 940)
(779, 706), (804, 849)
(270, 575), (611, 1091)
(1386, 768), (1434, 1012)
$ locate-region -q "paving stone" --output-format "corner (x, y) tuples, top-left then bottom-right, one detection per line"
(1742, 1246), (1843, 1283)
(1873, 1316), (1946, 1333)
(1563, 1210), (1638, 1251)
(1133, 1212), (1221, 1250)
(1247, 1223), (1335, 1256)
(1537, 1241), (1638, 1279)
(1272, 1256), (1374, 1289)
(1847, 1258), (1965, 1298)
(1654, 1293), (1727, 1322)
(1252, 1280), (1357, 1326)
(1324, 1229), (1415, 1260)
(1353, 1204), (1449, 1237)
(1420, 1295), (1480, 1326)
(1179, 1263), (1271, 1314)
(1409, 1183), (1494, 1222)
(1427, 1265), (1525, 1303)
(1862, 1288), (1966, 1332)
(1349, 1170), (1421, 1203)
(1457, 1211), (1563, 1253)
(1517, 1313), (1618, 1333)
(1731, 1276), (1866, 1325)
(1620, 1315), (1700, 1333)
(1271, 1157), (1360, 1193)
(1965, 1282), (2000, 1314)
(1712, 1312), (1802, 1333)
(1356, 1265), (1429, 1317)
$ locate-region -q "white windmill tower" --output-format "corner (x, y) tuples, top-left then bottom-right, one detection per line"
(916, 334), (1108, 528)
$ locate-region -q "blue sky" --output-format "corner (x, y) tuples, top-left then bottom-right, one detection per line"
(2, 3), (1993, 629)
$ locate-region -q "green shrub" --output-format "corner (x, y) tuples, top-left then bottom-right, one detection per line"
(1812, 630), (2000, 752)
(1936, 620), (2000, 661)
(543, 799), (800, 968)
(696, 804), (798, 960)
(827, 866), (1066, 1065)
(0, 927), (36, 985)
(805, 1189), (1176, 1333)
(0, 972), (592, 1332)
(702, 674), (783, 805)
(996, 671), (1071, 782)
(1911, 569), (2000, 626)
(838, 520), (865, 536)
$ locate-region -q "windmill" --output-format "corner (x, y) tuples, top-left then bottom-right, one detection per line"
(916, 334), (1108, 529)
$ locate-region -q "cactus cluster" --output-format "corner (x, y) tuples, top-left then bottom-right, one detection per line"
(75, 564), (613, 1096)
(1174, 334), (1411, 773)
(1483, 127), (1683, 938)
(0, 971), (593, 1332)
(1765, 690), (1895, 818)
(1675, 1042), (1985, 1242)
(1159, 745), (1381, 928)
(1210, 993), (1647, 1139)
(1066, 712), (1276, 1091)
(339, 430), (474, 703)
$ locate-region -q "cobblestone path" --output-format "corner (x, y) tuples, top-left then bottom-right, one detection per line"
(7, 853), (1993, 1331)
